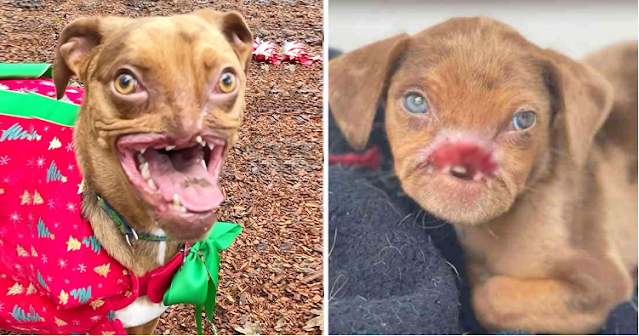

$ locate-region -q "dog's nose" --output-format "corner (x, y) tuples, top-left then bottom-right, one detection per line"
(427, 139), (498, 181)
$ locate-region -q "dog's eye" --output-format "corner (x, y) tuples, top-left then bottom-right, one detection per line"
(114, 74), (138, 95)
(512, 110), (536, 130)
(403, 92), (428, 114)
(218, 72), (236, 93)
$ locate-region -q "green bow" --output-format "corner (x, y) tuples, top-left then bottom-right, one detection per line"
(163, 222), (242, 334)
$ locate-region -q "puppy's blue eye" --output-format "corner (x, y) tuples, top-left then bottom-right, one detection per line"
(403, 92), (428, 114)
(512, 110), (536, 130)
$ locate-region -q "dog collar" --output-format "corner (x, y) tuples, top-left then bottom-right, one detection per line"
(96, 194), (171, 246)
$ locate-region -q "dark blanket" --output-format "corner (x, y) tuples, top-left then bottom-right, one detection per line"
(327, 47), (638, 335)
(328, 165), (462, 335)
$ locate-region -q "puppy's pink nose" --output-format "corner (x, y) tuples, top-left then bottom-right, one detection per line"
(427, 140), (498, 180)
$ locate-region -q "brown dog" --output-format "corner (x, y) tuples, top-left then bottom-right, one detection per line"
(53, 9), (252, 334)
(329, 17), (637, 334)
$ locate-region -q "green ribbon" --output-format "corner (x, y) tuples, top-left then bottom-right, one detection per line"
(0, 63), (52, 79)
(163, 222), (242, 334)
(0, 62), (79, 127)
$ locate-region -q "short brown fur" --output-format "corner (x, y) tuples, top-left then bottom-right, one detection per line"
(329, 17), (637, 334)
(53, 9), (252, 334)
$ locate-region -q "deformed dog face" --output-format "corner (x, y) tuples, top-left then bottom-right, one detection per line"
(329, 17), (611, 226)
(54, 10), (252, 242)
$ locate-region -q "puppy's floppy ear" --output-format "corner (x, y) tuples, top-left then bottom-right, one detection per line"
(53, 16), (131, 100)
(329, 34), (410, 150)
(193, 9), (253, 74)
(542, 49), (613, 167)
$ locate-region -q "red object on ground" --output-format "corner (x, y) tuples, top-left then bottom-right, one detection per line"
(280, 41), (322, 65)
(252, 38), (281, 65)
(328, 146), (381, 169)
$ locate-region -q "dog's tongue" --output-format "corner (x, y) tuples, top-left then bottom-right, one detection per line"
(144, 147), (222, 212)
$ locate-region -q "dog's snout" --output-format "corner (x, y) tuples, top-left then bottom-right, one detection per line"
(427, 139), (498, 181)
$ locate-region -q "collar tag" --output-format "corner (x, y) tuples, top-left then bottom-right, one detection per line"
(125, 227), (139, 250)
(96, 194), (171, 246)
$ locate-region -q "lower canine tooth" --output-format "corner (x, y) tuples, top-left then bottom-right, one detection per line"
(201, 159), (206, 168)
(148, 179), (157, 190)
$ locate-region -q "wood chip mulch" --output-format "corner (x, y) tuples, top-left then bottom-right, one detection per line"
(0, 0), (323, 334)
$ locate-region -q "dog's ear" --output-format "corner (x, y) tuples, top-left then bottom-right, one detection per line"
(329, 34), (410, 150)
(53, 17), (131, 100)
(193, 9), (253, 74)
(542, 49), (613, 167)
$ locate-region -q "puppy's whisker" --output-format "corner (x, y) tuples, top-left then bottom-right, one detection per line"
(496, 170), (518, 199)
(519, 185), (546, 197)
(484, 226), (499, 240)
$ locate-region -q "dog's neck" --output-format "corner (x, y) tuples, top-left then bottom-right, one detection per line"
(81, 184), (182, 277)
(456, 158), (589, 256)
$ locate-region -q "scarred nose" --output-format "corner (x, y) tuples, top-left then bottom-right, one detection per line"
(427, 138), (498, 181)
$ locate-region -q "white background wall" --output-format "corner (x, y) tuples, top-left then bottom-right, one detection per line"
(328, 0), (638, 59)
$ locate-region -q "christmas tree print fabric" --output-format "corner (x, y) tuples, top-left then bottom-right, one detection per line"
(0, 74), (138, 334)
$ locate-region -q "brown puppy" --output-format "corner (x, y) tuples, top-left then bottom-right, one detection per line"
(53, 9), (252, 334)
(329, 17), (637, 334)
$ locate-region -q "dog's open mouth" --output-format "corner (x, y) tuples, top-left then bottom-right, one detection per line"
(117, 133), (226, 225)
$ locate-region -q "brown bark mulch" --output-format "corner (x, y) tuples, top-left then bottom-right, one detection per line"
(0, 0), (324, 334)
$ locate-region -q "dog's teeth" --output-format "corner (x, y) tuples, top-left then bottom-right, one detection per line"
(442, 165), (451, 174)
(207, 142), (214, 150)
(137, 153), (145, 164)
(195, 135), (203, 144)
(141, 162), (150, 180)
(172, 203), (181, 211)
(201, 159), (207, 168)
(451, 165), (467, 175)
(140, 148), (146, 154)
(147, 179), (157, 190)
(165, 145), (175, 151)
(200, 141), (206, 147)
(180, 206), (187, 213)
(173, 194), (180, 206)
(473, 172), (483, 181)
